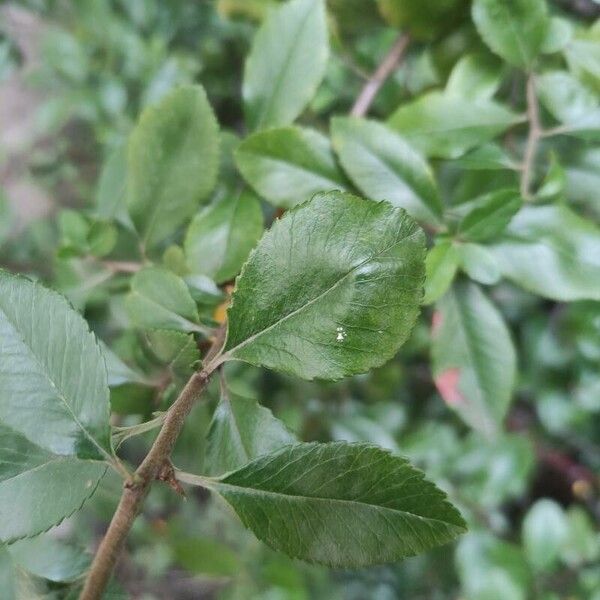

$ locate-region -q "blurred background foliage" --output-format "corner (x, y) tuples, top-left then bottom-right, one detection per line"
(0, 0), (599, 598)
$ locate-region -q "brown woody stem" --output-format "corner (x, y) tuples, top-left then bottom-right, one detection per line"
(520, 74), (542, 200)
(350, 33), (410, 118)
(80, 327), (226, 600)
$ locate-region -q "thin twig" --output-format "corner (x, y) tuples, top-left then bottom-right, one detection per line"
(350, 33), (410, 118)
(520, 75), (542, 199)
(100, 260), (143, 274)
(80, 325), (227, 600)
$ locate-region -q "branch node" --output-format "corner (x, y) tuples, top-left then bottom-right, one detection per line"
(156, 460), (187, 498)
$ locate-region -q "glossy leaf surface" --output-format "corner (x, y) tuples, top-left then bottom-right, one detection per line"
(207, 442), (466, 567)
(235, 127), (347, 209)
(490, 204), (600, 300)
(472, 0), (548, 68)
(388, 92), (520, 159)
(222, 192), (426, 380)
(332, 117), (442, 224)
(243, 0), (328, 129)
(185, 190), (263, 283)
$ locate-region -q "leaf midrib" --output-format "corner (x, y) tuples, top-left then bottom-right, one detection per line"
(338, 132), (441, 217)
(253, 0), (317, 128)
(0, 455), (101, 487)
(0, 299), (110, 461)
(213, 481), (464, 530)
(223, 225), (420, 359)
(240, 148), (343, 188)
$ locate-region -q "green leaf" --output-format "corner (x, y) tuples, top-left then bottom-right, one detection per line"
(490, 204), (600, 301)
(471, 0), (549, 68)
(184, 190), (263, 283)
(202, 442), (466, 567)
(388, 91), (520, 159)
(522, 499), (568, 572)
(235, 126), (347, 209)
(432, 281), (516, 436)
(0, 271), (112, 459)
(8, 536), (90, 583)
(99, 340), (150, 387)
(0, 422), (105, 542)
(446, 52), (503, 100)
(457, 243), (501, 285)
(564, 35), (600, 92)
(562, 507), (600, 567)
(87, 221), (117, 258)
(145, 330), (200, 379)
(58, 210), (89, 255)
(541, 16), (573, 54)
(536, 71), (600, 137)
(423, 241), (459, 305)
(95, 144), (131, 228)
(457, 533), (531, 600)
(332, 117), (442, 224)
(220, 191), (425, 380)
(243, 0), (328, 130)
(536, 153), (566, 201)
(457, 189), (522, 242)
(127, 85), (219, 250)
(454, 144), (520, 171)
(125, 267), (204, 333)
(206, 389), (296, 475)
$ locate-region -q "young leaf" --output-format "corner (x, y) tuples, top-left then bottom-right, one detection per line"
(471, 0), (549, 68)
(8, 536), (90, 583)
(243, 0), (328, 130)
(432, 281), (516, 436)
(184, 190), (263, 283)
(95, 144), (131, 228)
(490, 204), (600, 301)
(146, 330), (200, 379)
(522, 499), (568, 572)
(99, 340), (150, 387)
(0, 271), (112, 459)
(541, 16), (572, 54)
(454, 144), (520, 171)
(536, 71), (600, 137)
(127, 85), (219, 250)
(457, 243), (501, 285)
(125, 267), (204, 333)
(0, 422), (105, 542)
(388, 91), (520, 159)
(184, 191), (263, 283)
(445, 52), (503, 101)
(221, 191), (426, 380)
(331, 117), (443, 224)
(235, 126), (347, 209)
(206, 389), (296, 475)
(457, 189), (522, 242)
(423, 241), (459, 305)
(202, 442), (466, 567)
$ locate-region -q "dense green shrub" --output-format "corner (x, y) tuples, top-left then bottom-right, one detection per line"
(0, 0), (599, 598)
